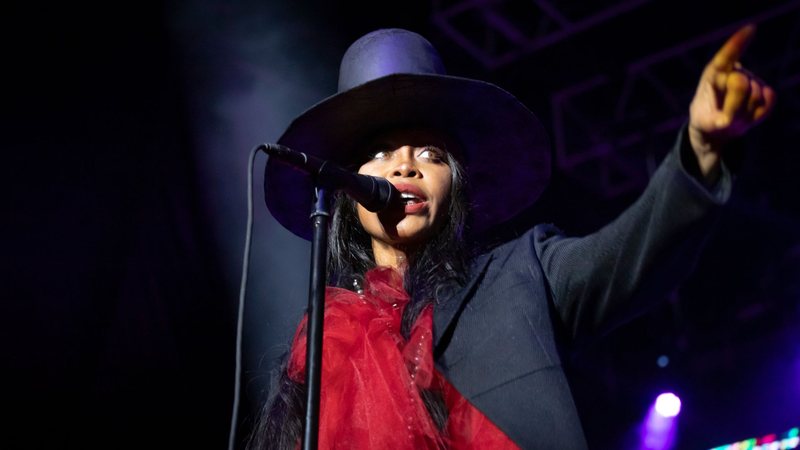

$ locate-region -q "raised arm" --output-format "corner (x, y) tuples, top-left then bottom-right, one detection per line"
(535, 25), (775, 340)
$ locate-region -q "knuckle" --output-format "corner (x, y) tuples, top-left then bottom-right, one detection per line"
(727, 72), (750, 91)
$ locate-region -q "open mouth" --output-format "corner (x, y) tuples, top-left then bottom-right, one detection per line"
(391, 183), (428, 214)
(400, 192), (424, 205)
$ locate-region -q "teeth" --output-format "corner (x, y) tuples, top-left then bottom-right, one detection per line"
(400, 192), (422, 204)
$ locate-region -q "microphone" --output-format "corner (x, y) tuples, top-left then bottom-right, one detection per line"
(262, 144), (398, 212)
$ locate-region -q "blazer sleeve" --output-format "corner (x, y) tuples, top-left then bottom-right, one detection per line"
(533, 125), (732, 340)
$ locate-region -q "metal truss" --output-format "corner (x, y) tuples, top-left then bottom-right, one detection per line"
(433, 0), (800, 198)
(432, 0), (652, 69)
(550, 2), (800, 198)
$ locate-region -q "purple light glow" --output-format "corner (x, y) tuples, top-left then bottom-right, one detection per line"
(655, 393), (682, 418)
(640, 402), (679, 450)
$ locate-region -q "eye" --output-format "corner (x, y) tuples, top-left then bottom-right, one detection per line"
(371, 150), (389, 160)
(418, 146), (445, 162)
(366, 145), (392, 161)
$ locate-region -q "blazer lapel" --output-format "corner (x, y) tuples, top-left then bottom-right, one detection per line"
(433, 254), (493, 357)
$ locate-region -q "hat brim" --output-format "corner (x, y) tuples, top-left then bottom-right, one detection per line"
(265, 73), (551, 241)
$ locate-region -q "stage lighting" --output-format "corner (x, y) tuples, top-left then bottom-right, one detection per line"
(641, 393), (680, 450)
(655, 393), (681, 418)
(707, 426), (798, 450)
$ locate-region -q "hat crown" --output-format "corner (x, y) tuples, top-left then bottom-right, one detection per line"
(338, 29), (447, 92)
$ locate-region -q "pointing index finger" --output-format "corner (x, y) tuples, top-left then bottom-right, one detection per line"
(711, 24), (756, 71)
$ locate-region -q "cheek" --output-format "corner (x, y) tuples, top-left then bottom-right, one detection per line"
(356, 203), (378, 231)
(357, 161), (379, 177)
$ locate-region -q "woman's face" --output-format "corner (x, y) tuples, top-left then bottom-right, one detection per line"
(356, 128), (455, 248)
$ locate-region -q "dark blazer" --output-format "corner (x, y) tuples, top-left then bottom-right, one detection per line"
(432, 128), (731, 449)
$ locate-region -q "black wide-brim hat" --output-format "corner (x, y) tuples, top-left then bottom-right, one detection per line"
(265, 29), (551, 240)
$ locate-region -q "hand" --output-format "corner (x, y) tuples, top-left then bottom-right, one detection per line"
(688, 24), (776, 180)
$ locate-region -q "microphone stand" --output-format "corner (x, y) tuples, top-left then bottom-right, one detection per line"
(303, 187), (330, 450)
(261, 143), (396, 449)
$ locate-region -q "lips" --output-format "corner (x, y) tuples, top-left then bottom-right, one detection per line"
(392, 183), (428, 214)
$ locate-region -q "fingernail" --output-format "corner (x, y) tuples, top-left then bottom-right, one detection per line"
(715, 117), (729, 127)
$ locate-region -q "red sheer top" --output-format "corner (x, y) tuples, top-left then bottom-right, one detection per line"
(287, 267), (520, 449)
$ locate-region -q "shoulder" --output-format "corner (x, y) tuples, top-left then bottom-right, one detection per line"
(460, 224), (568, 287)
(473, 224), (567, 263)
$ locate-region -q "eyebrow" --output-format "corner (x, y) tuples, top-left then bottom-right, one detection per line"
(351, 130), (461, 166)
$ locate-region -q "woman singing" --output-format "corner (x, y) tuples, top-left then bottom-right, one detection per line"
(250, 26), (773, 449)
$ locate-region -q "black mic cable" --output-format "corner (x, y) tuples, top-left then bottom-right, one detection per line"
(228, 144), (261, 450)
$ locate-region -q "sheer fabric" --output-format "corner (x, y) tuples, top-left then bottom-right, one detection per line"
(287, 267), (520, 449)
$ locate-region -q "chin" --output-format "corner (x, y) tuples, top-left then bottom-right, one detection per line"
(361, 211), (443, 247)
(392, 220), (436, 242)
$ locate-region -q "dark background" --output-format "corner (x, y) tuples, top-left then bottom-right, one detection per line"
(5, 1), (799, 449)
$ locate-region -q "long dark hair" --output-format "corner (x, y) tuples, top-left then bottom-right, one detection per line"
(247, 151), (470, 450)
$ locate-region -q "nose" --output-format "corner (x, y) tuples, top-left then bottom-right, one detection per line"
(391, 147), (418, 178)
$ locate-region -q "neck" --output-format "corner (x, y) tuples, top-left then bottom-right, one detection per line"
(371, 239), (418, 272)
